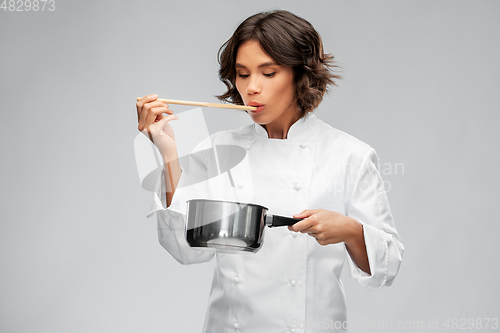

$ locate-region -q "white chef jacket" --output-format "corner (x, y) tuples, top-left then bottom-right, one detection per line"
(146, 112), (404, 332)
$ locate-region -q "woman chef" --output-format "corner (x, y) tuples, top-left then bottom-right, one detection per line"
(136, 10), (404, 333)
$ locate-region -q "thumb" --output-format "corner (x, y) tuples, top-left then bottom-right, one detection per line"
(293, 209), (321, 218)
(156, 114), (179, 127)
(293, 210), (312, 218)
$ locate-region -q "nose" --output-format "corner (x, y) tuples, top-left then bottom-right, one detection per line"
(246, 76), (261, 95)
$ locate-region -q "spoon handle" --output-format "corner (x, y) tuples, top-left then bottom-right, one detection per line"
(136, 97), (256, 111)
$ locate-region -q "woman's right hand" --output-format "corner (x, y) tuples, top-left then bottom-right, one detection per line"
(136, 94), (179, 159)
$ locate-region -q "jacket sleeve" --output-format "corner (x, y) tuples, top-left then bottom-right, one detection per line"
(344, 148), (404, 290)
(146, 141), (215, 265)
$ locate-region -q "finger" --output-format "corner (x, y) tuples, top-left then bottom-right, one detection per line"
(138, 101), (169, 131)
(138, 99), (167, 130)
(302, 226), (321, 235)
(138, 98), (161, 131)
(154, 114), (179, 128)
(307, 231), (326, 244)
(153, 109), (172, 123)
(153, 105), (173, 119)
(146, 105), (171, 127)
(136, 94), (157, 109)
(293, 209), (321, 219)
(288, 216), (316, 233)
(308, 232), (319, 240)
(136, 94), (158, 119)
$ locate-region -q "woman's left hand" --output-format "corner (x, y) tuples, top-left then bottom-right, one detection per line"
(288, 209), (359, 246)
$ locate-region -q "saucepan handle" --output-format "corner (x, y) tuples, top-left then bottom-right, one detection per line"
(265, 214), (303, 228)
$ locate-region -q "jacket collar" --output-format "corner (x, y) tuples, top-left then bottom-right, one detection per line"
(253, 112), (319, 141)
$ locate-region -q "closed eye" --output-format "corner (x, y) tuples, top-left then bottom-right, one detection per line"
(238, 74), (249, 78)
(264, 72), (276, 77)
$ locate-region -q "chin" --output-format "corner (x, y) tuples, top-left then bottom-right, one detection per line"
(249, 114), (269, 124)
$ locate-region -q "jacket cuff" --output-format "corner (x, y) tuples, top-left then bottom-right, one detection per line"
(345, 223), (389, 290)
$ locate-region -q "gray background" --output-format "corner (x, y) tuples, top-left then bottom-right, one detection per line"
(1, 0), (499, 332)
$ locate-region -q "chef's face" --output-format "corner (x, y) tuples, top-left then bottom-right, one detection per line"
(235, 40), (299, 126)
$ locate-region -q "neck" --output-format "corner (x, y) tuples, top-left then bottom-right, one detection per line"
(263, 108), (302, 140)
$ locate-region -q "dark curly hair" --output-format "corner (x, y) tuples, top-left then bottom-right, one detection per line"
(216, 10), (341, 117)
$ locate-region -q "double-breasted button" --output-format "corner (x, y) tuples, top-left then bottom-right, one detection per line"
(290, 280), (297, 287)
(237, 183), (244, 189)
(290, 329), (297, 333)
(233, 322), (240, 329)
(300, 143), (307, 149)
(293, 184), (301, 191)
(233, 276), (240, 284)
(245, 144), (252, 150)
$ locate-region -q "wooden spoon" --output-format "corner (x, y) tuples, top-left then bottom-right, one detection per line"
(136, 97), (257, 111)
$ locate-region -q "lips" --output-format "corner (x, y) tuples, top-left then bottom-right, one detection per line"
(248, 101), (264, 107)
(248, 101), (265, 113)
